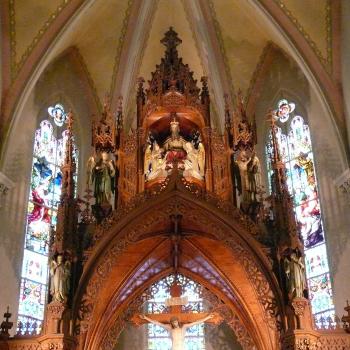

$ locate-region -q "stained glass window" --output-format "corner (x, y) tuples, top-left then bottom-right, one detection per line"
(266, 100), (335, 326)
(147, 275), (205, 350)
(17, 106), (78, 333)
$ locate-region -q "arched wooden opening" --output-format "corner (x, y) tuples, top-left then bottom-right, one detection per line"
(74, 174), (284, 350)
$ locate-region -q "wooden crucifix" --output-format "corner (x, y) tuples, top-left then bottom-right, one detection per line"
(132, 283), (221, 350)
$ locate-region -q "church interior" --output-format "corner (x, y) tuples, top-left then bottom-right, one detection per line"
(1, 0), (350, 349)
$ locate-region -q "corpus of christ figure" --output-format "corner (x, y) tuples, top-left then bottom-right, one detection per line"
(140, 313), (214, 350)
(133, 283), (221, 350)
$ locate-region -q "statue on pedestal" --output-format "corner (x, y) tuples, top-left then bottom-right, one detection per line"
(49, 254), (71, 303)
(87, 152), (115, 206)
(235, 150), (251, 203)
(247, 151), (262, 202)
(284, 249), (306, 299)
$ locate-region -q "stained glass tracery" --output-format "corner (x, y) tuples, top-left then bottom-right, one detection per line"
(147, 275), (205, 350)
(266, 101), (335, 325)
(18, 109), (77, 332)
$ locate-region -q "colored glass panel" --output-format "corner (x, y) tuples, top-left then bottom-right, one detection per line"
(21, 250), (48, 284)
(266, 104), (335, 325)
(18, 109), (78, 329)
(25, 201), (51, 255)
(305, 245), (329, 279)
(18, 279), (46, 320)
(308, 273), (334, 314)
(147, 275), (205, 350)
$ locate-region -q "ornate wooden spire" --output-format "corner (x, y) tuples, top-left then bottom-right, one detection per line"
(92, 95), (117, 153)
(267, 111), (301, 252)
(51, 111), (78, 254)
(232, 91), (256, 152)
(61, 111), (76, 201)
(145, 27), (200, 101)
(161, 26), (182, 59)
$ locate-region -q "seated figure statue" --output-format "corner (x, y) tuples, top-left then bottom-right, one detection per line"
(144, 119), (205, 182)
(163, 118), (187, 169)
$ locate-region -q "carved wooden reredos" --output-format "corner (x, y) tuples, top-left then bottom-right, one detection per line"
(119, 27), (231, 204)
(3, 27), (350, 350)
(75, 28), (281, 350)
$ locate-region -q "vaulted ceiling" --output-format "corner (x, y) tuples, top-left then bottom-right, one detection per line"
(1, 0), (341, 137)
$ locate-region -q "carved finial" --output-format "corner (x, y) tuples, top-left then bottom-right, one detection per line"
(236, 89), (247, 121)
(224, 93), (231, 129)
(267, 110), (282, 166)
(200, 77), (209, 103)
(92, 93), (117, 152)
(161, 27), (182, 51)
(117, 96), (123, 130)
(137, 77), (145, 99)
(0, 306), (13, 337)
(66, 110), (73, 133)
(267, 108), (302, 253)
(103, 94), (111, 112)
(62, 112), (76, 195)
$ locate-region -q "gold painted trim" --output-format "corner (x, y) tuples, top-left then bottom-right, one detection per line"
(273, 0), (332, 72)
(9, 0), (72, 81)
(207, 0), (236, 100)
(74, 48), (102, 113)
(122, 0), (159, 129)
(181, 0), (206, 79)
(109, 0), (134, 98)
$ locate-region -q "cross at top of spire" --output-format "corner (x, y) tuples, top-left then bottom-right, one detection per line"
(161, 27), (182, 51)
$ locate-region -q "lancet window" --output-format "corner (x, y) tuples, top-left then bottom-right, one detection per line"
(147, 275), (205, 350)
(17, 104), (78, 332)
(266, 99), (335, 326)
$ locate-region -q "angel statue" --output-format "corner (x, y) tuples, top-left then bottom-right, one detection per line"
(87, 152), (116, 206)
(144, 143), (152, 177)
(183, 142), (202, 180)
(198, 141), (205, 177)
(146, 141), (167, 181)
(247, 152), (262, 202)
(284, 250), (306, 298)
(235, 150), (251, 203)
(50, 254), (71, 303)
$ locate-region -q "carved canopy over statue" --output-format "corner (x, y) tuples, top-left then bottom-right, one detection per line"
(136, 28), (211, 189)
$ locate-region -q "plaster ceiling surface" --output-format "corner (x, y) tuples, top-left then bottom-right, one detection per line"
(281, 0), (329, 62)
(67, 0), (131, 101)
(138, 0), (205, 84)
(210, 0), (270, 95)
(14, 0), (62, 63)
(10, 0), (331, 103)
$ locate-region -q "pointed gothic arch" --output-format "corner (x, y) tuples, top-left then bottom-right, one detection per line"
(74, 174), (283, 350)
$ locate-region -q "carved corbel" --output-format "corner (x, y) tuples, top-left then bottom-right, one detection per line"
(0, 172), (14, 209)
(335, 168), (350, 195)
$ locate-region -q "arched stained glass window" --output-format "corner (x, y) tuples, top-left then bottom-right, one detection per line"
(266, 100), (335, 327)
(17, 105), (78, 333)
(147, 275), (205, 350)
